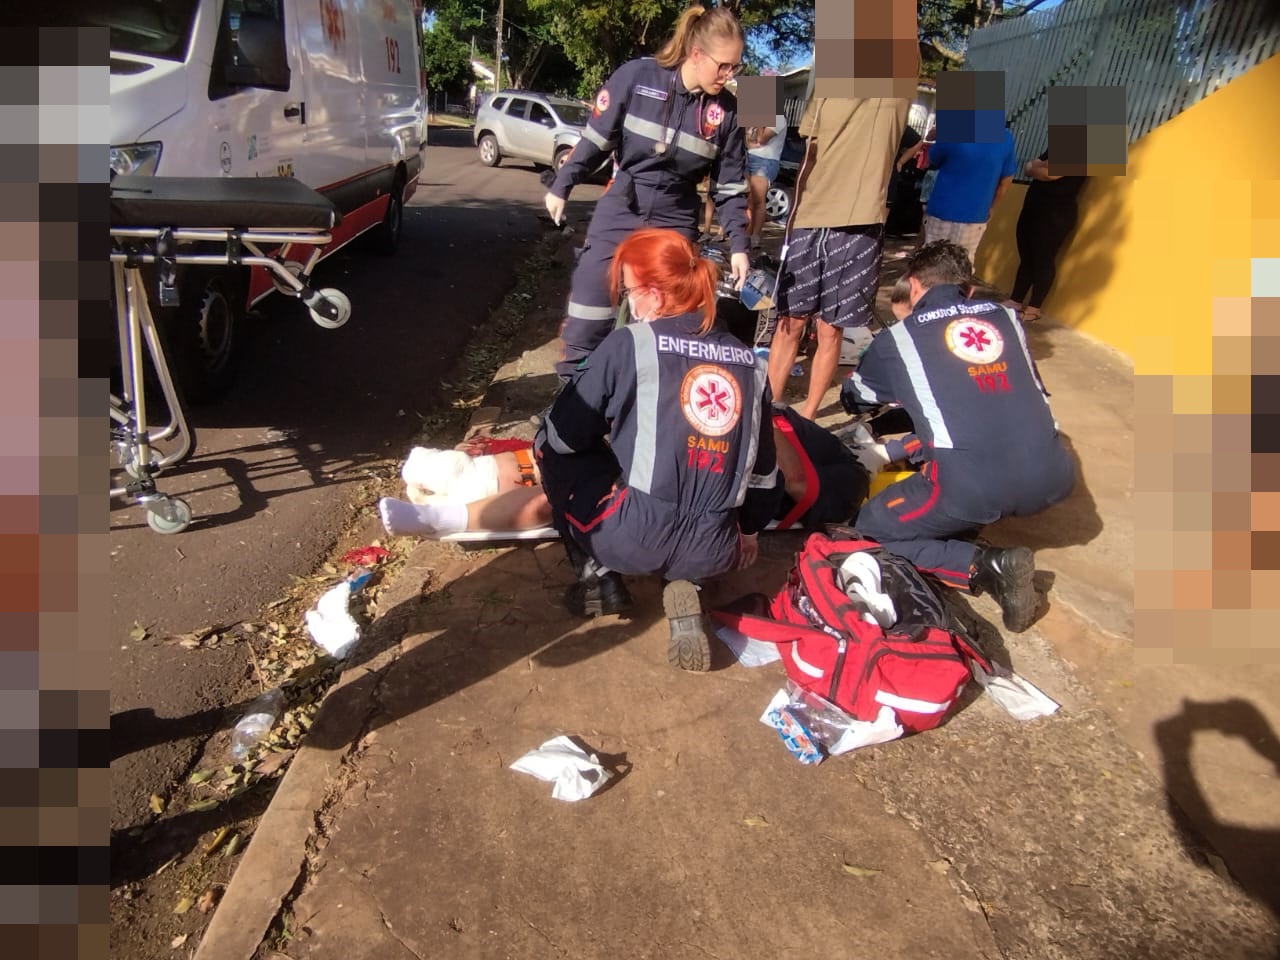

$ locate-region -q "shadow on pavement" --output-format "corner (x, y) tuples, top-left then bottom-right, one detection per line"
(1155, 698), (1280, 925)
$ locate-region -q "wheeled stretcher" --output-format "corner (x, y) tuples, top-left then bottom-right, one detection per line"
(109, 175), (349, 534)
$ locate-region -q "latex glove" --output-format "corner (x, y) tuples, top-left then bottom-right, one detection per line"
(853, 442), (890, 475)
(544, 192), (565, 226)
(730, 251), (750, 290)
(738, 531), (760, 570)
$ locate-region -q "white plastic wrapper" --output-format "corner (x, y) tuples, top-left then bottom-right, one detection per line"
(714, 623), (782, 667)
(305, 581), (361, 659)
(759, 685), (903, 758)
(971, 661), (1060, 721)
(510, 735), (613, 802)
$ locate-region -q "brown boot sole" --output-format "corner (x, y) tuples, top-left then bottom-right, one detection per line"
(663, 580), (711, 672)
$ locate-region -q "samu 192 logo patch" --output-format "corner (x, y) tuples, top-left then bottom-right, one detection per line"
(702, 101), (725, 138)
(594, 88), (610, 114)
(944, 317), (1004, 365)
(680, 364), (741, 437)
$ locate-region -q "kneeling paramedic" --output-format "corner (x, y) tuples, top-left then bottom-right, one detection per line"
(535, 228), (782, 671)
(840, 241), (1075, 632)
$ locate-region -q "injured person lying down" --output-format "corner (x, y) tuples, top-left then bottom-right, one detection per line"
(378, 408), (871, 540)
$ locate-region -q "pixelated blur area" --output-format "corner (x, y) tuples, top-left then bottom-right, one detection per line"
(813, 0), (918, 100)
(735, 75), (783, 128)
(935, 70), (1006, 143)
(1047, 85), (1129, 176)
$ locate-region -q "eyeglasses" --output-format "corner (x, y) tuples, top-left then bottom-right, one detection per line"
(620, 284), (649, 298)
(695, 46), (741, 78)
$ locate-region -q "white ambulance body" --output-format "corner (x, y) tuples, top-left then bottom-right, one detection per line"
(99, 0), (427, 399)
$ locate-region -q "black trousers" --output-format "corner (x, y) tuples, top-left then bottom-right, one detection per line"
(1011, 202), (1077, 309)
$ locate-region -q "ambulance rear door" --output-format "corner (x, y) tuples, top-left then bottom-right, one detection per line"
(290, 0), (368, 196)
(354, 0), (425, 193)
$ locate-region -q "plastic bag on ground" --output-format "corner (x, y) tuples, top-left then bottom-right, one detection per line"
(760, 682), (904, 761)
(304, 570), (371, 659)
(510, 735), (613, 802)
(971, 660), (1059, 720)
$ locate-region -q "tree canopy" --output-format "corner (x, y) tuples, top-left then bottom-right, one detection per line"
(420, 1), (1047, 99)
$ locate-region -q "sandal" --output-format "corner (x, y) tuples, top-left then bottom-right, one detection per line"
(1021, 307), (1042, 324)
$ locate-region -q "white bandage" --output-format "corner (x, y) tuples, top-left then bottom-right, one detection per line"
(401, 448), (500, 502)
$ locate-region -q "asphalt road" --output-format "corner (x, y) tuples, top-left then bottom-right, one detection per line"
(109, 126), (602, 842)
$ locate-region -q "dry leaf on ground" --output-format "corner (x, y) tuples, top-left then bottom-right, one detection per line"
(841, 863), (883, 878)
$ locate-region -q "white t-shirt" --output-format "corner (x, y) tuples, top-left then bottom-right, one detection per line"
(748, 114), (789, 162)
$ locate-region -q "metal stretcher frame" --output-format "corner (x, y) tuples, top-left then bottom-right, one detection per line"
(109, 176), (348, 534)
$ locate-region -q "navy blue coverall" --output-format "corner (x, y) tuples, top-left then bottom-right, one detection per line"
(841, 284), (1075, 588)
(535, 311), (780, 583)
(549, 58), (750, 378)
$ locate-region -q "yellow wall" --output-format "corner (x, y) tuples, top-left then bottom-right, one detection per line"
(974, 53), (1280, 373)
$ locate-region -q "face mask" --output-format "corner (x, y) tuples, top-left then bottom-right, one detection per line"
(627, 293), (649, 322)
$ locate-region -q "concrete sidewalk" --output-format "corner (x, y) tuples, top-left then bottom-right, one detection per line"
(195, 231), (1280, 960)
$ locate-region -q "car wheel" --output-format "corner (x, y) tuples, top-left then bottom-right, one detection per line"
(554, 146), (574, 172)
(764, 185), (791, 222)
(478, 134), (501, 167)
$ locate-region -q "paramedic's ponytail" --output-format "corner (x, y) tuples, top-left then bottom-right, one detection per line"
(655, 5), (744, 69)
(692, 256), (719, 334)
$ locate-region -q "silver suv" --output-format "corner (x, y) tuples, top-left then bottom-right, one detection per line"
(473, 91), (607, 174)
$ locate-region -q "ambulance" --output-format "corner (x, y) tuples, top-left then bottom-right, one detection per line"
(97, 0), (427, 400)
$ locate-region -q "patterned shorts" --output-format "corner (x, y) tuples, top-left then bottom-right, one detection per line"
(776, 225), (883, 329)
(923, 215), (988, 263)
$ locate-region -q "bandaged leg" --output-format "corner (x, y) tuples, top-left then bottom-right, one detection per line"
(381, 487), (551, 539)
(379, 497), (469, 537)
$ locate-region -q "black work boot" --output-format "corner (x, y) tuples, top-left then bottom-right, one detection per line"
(564, 571), (633, 618)
(663, 580), (712, 672)
(969, 546), (1038, 633)
(561, 538), (632, 617)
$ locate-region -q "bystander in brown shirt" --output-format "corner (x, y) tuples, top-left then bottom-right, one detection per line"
(793, 98), (910, 229)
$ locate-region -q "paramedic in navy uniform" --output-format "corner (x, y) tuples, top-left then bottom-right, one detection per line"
(841, 241), (1076, 633)
(544, 4), (751, 380)
(535, 228), (782, 672)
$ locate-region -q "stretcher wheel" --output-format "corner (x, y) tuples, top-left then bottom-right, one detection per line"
(309, 289), (351, 329)
(146, 498), (192, 534)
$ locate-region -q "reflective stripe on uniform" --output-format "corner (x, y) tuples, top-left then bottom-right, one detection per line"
(748, 466), (779, 488)
(629, 323), (660, 495)
(567, 300), (616, 321)
(733, 357), (770, 505)
(888, 322), (953, 450)
(712, 180), (748, 199)
(846, 369), (880, 403)
(623, 114), (668, 145)
(542, 413), (576, 455)
(1005, 305), (1051, 401)
(674, 131), (717, 160)
(582, 124), (616, 151)
(622, 115), (718, 162)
